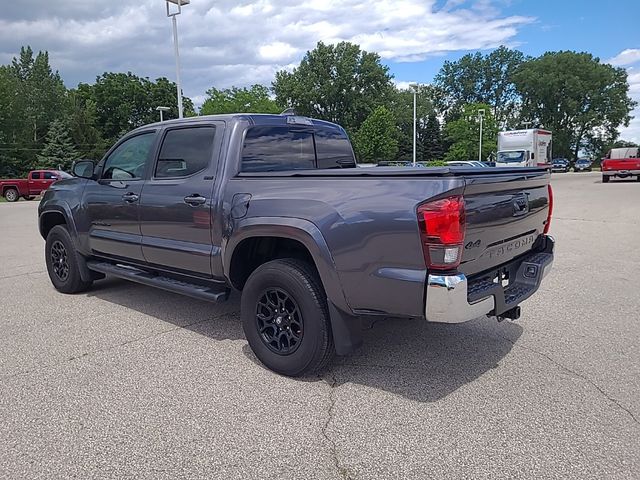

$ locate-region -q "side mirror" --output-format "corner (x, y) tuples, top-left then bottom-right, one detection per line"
(73, 160), (95, 179)
(531, 153), (535, 160)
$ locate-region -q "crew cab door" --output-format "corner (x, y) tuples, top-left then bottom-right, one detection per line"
(82, 131), (156, 261)
(138, 124), (221, 277)
(28, 171), (46, 195)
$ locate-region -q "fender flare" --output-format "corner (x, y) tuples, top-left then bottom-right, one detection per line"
(224, 217), (362, 355)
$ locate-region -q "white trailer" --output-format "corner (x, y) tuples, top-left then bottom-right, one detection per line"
(497, 129), (552, 167)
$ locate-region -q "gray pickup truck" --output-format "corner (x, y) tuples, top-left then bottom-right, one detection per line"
(39, 113), (554, 376)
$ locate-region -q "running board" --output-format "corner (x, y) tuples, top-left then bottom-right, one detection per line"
(87, 261), (230, 303)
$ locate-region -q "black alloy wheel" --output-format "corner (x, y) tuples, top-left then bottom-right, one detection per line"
(50, 240), (70, 282)
(256, 288), (304, 355)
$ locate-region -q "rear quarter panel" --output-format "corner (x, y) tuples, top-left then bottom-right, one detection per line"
(224, 176), (464, 318)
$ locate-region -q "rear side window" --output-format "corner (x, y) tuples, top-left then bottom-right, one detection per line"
(241, 126), (315, 172)
(315, 128), (355, 168)
(156, 127), (216, 178)
(31, 172), (41, 179)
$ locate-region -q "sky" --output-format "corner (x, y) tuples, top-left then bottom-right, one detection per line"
(1, 0), (639, 141)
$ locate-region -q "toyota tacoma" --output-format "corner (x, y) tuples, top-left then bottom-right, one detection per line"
(38, 114), (554, 376)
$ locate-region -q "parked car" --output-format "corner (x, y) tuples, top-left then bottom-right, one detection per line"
(0, 170), (70, 202)
(551, 158), (570, 173)
(446, 161), (488, 168)
(573, 159), (592, 172)
(39, 114), (554, 376)
(601, 147), (640, 182)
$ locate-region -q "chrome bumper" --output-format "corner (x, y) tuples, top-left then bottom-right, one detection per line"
(425, 237), (554, 324)
(425, 274), (495, 324)
(602, 170), (640, 176)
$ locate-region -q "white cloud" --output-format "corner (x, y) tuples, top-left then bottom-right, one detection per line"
(607, 48), (640, 67)
(618, 68), (640, 143)
(0, 0), (533, 103)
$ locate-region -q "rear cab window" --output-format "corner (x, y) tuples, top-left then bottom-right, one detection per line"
(241, 124), (355, 172)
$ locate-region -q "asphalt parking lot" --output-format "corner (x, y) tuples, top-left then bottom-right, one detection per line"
(1, 172), (638, 479)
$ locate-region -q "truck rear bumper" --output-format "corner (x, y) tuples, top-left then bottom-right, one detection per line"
(425, 236), (554, 324)
(602, 170), (640, 177)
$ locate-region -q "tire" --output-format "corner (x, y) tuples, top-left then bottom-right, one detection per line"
(241, 258), (335, 377)
(602, 175), (609, 183)
(4, 188), (19, 202)
(22, 195), (34, 201)
(45, 225), (93, 294)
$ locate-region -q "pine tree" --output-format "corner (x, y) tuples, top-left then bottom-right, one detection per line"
(37, 119), (77, 170)
(421, 113), (445, 161)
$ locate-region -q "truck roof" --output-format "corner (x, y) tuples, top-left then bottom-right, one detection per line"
(135, 114), (344, 133)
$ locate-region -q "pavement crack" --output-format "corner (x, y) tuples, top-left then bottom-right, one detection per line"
(0, 316), (219, 381)
(322, 373), (352, 480)
(498, 334), (639, 426)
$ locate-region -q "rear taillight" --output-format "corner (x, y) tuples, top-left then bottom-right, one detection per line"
(417, 195), (465, 270)
(543, 184), (553, 234)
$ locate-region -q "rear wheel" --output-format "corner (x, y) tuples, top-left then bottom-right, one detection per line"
(45, 225), (93, 294)
(602, 175), (609, 183)
(4, 188), (19, 202)
(241, 259), (335, 376)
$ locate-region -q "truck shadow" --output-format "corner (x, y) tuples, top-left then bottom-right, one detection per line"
(88, 278), (522, 403)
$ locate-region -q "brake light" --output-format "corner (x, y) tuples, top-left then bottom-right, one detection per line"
(543, 184), (553, 234)
(417, 195), (465, 270)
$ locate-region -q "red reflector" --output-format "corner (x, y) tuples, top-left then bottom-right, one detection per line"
(417, 196), (465, 270)
(543, 184), (553, 234)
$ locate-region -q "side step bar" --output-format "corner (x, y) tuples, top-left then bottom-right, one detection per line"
(87, 261), (230, 303)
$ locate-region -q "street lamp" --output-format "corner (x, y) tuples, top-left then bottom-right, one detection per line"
(165, 0), (189, 119)
(410, 83), (423, 166)
(156, 106), (171, 122)
(477, 109), (485, 162)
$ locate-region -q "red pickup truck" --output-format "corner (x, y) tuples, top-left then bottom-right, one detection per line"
(601, 147), (640, 183)
(0, 170), (71, 202)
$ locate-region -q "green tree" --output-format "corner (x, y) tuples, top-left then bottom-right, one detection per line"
(443, 103), (497, 162)
(389, 85), (438, 162)
(37, 119), (78, 170)
(435, 46), (526, 124)
(513, 51), (636, 159)
(80, 73), (195, 141)
(421, 113), (445, 162)
(273, 42), (395, 133)
(66, 89), (109, 160)
(354, 106), (398, 163)
(200, 84), (280, 115)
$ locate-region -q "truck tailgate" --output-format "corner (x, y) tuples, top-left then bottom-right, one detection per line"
(459, 170), (550, 277)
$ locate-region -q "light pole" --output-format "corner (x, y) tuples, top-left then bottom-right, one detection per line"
(156, 106), (170, 122)
(410, 84), (421, 166)
(478, 110), (484, 162)
(165, 0), (189, 119)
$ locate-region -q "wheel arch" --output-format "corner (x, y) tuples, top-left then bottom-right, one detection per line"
(225, 217), (350, 314)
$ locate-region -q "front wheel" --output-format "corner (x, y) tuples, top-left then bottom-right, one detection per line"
(45, 225), (93, 294)
(241, 259), (335, 376)
(4, 188), (19, 202)
(602, 175), (609, 183)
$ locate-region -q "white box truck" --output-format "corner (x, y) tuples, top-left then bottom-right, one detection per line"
(497, 129), (552, 167)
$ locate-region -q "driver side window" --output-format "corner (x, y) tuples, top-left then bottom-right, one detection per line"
(102, 132), (155, 180)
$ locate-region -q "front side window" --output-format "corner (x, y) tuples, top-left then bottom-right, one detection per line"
(44, 172), (58, 179)
(102, 132), (155, 180)
(315, 128), (356, 169)
(241, 126), (315, 172)
(155, 127), (216, 178)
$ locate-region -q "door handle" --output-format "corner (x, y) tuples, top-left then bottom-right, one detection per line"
(122, 192), (139, 203)
(184, 194), (207, 206)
